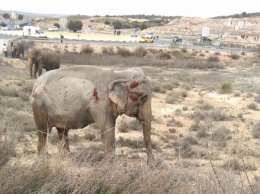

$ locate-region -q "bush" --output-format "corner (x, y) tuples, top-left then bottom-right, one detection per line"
(158, 52), (172, 60)
(247, 103), (258, 110)
(252, 123), (260, 138)
(116, 47), (131, 57)
(0, 128), (16, 167)
(53, 23), (60, 28)
(181, 48), (187, 53)
(101, 47), (115, 55)
(255, 95), (260, 103)
(133, 47), (147, 57)
(212, 126), (230, 141)
(228, 54), (240, 60)
(80, 45), (94, 54)
(207, 56), (220, 62)
(219, 82), (232, 94)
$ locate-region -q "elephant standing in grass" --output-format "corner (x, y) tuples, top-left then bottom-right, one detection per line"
(28, 48), (60, 78)
(30, 66), (153, 160)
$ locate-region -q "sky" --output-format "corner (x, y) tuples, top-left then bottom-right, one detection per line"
(1, 0), (260, 18)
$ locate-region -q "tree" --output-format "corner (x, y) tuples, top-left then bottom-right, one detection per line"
(112, 21), (122, 29)
(18, 14), (23, 20)
(104, 20), (110, 25)
(53, 23), (60, 28)
(140, 23), (148, 30)
(3, 13), (10, 19)
(0, 22), (7, 27)
(67, 20), (83, 32)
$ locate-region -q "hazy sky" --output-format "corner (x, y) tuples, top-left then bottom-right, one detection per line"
(1, 0), (259, 18)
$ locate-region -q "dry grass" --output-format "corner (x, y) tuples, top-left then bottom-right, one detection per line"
(0, 43), (259, 193)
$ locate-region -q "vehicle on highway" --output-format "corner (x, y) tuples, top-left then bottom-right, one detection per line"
(139, 36), (154, 43)
(172, 36), (182, 42)
(23, 26), (47, 38)
(200, 37), (212, 42)
(145, 32), (158, 39)
(2, 25), (16, 30)
(48, 26), (59, 31)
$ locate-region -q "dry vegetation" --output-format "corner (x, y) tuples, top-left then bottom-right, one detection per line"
(0, 42), (260, 193)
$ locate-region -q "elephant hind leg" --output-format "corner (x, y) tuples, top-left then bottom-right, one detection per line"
(56, 128), (70, 154)
(36, 122), (51, 155)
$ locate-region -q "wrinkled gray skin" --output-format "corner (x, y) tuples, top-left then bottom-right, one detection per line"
(28, 48), (60, 78)
(30, 66), (153, 161)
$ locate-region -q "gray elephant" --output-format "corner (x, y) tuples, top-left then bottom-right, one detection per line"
(30, 65), (153, 160)
(28, 48), (60, 78)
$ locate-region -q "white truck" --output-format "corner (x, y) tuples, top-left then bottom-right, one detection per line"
(23, 26), (47, 38)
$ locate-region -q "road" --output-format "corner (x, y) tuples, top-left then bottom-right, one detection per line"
(0, 32), (255, 54)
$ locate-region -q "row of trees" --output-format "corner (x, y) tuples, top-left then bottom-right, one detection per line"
(2, 13), (23, 20)
(211, 12), (260, 19)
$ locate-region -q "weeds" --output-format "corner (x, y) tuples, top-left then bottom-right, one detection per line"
(219, 82), (232, 94)
(252, 123), (260, 138)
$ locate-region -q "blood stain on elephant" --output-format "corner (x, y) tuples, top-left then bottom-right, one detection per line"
(93, 88), (99, 102)
(130, 81), (139, 89)
(129, 93), (138, 102)
(43, 86), (48, 93)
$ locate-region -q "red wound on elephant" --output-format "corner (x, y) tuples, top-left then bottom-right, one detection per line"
(130, 81), (139, 89)
(43, 86), (48, 93)
(129, 93), (138, 102)
(93, 88), (99, 102)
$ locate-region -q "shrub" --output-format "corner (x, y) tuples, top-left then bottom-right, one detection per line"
(252, 123), (260, 138)
(116, 47), (131, 57)
(247, 103), (258, 110)
(172, 50), (181, 57)
(80, 45), (94, 54)
(133, 47), (147, 57)
(181, 48), (187, 53)
(53, 23), (60, 28)
(165, 92), (180, 104)
(162, 83), (174, 90)
(0, 128), (16, 167)
(212, 126), (230, 141)
(219, 82), (232, 94)
(207, 56), (220, 62)
(255, 95), (260, 103)
(158, 52), (172, 60)
(214, 52), (221, 56)
(101, 47), (115, 55)
(228, 53), (240, 60)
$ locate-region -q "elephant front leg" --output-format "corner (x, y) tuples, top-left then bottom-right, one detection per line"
(56, 128), (70, 154)
(34, 65), (38, 78)
(37, 130), (48, 154)
(101, 126), (116, 154)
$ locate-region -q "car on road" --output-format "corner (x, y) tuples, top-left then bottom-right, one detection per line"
(172, 36), (182, 42)
(2, 25), (16, 30)
(48, 26), (59, 31)
(200, 37), (212, 42)
(145, 32), (158, 39)
(139, 36), (154, 43)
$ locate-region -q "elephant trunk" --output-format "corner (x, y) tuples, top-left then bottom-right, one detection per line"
(140, 97), (154, 160)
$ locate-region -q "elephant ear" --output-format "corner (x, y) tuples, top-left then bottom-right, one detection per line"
(108, 79), (128, 110)
(35, 50), (43, 61)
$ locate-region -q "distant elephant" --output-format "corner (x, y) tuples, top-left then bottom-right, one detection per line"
(28, 48), (60, 78)
(30, 66), (153, 160)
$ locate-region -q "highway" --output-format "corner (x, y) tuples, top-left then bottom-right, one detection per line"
(0, 33), (255, 54)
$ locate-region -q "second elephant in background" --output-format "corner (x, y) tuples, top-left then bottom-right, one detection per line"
(28, 48), (60, 78)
